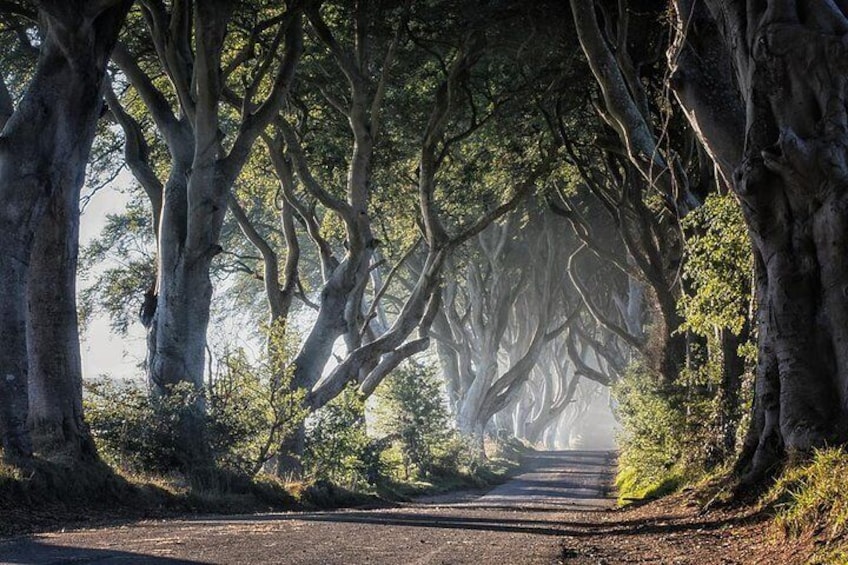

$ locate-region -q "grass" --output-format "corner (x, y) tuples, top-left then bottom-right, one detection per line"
(615, 465), (687, 505)
(373, 437), (527, 501)
(614, 445), (848, 561)
(377, 445), (524, 502)
(761, 447), (848, 561)
(0, 439), (528, 536)
(375, 461), (517, 501)
(0, 455), (304, 536)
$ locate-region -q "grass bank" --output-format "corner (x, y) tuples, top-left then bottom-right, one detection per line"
(0, 439), (527, 537)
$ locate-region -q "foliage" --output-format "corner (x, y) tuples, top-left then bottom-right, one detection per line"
(679, 193), (751, 338)
(606, 191), (757, 505)
(86, 327), (305, 477)
(207, 331), (307, 476)
(78, 195), (156, 335)
(612, 363), (713, 503)
(85, 378), (190, 474)
(765, 448), (848, 563)
(302, 364), (496, 493)
(303, 386), (385, 490)
(372, 362), (453, 479)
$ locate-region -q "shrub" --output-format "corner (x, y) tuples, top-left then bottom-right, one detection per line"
(85, 379), (189, 474)
(612, 363), (712, 502)
(301, 363), (486, 492)
(303, 386), (384, 489)
(85, 332), (305, 478)
(372, 362), (454, 479)
(207, 345), (305, 476)
(613, 194), (757, 504)
(678, 192), (756, 461)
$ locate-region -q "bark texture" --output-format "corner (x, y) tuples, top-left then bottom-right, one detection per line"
(670, 0), (848, 479)
(111, 3), (302, 474)
(0, 0), (129, 458)
(26, 181), (94, 457)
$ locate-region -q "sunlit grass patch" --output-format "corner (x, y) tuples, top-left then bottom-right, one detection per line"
(764, 447), (848, 561)
(615, 465), (686, 505)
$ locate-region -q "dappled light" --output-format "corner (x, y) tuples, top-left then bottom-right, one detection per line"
(0, 0), (845, 563)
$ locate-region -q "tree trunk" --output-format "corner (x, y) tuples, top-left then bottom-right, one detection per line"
(0, 1), (130, 459)
(26, 182), (95, 458)
(147, 251), (214, 396)
(653, 286), (688, 384)
(144, 148), (231, 476)
(290, 245), (373, 393)
(456, 356), (496, 437)
(671, 0), (848, 481)
(717, 326), (746, 457)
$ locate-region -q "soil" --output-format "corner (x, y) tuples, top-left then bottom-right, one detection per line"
(0, 451), (813, 564)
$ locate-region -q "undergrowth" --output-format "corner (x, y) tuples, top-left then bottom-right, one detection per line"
(0, 435), (525, 536)
(376, 437), (525, 501)
(763, 447), (848, 563)
(0, 454), (302, 536)
(2, 359), (527, 535)
(612, 363), (716, 504)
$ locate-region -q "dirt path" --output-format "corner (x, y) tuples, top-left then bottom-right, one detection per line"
(0, 451), (788, 564)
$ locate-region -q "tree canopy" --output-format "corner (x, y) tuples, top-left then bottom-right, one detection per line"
(1, 1), (846, 526)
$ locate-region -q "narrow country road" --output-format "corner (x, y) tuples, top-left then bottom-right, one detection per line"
(0, 451), (616, 564)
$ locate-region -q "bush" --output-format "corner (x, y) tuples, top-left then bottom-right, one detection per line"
(207, 346), (305, 475)
(372, 362), (454, 479)
(303, 386), (384, 489)
(85, 334), (305, 478)
(85, 379), (189, 475)
(302, 363), (489, 493)
(614, 195), (757, 504)
(612, 363), (713, 502)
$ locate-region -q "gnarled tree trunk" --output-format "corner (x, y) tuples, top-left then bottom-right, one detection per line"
(671, 0), (848, 481)
(0, 0), (129, 459)
(26, 182), (94, 458)
(111, 2), (302, 476)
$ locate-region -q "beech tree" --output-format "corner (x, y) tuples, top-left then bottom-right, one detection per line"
(522, 350), (581, 445)
(277, 1), (549, 412)
(84, 1), (560, 474)
(0, 0), (130, 459)
(495, 340), (582, 446)
(564, 0), (707, 385)
(105, 0), (302, 472)
(669, 0), (848, 481)
(432, 209), (577, 448)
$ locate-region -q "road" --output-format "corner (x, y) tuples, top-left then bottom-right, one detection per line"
(0, 451), (616, 565)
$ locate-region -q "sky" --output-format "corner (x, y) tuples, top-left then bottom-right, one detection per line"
(78, 171), (145, 382)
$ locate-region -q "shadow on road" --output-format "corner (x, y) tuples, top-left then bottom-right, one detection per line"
(0, 540), (212, 564)
(183, 506), (763, 541)
(194, 511), (572, 537)
(0, 450), (629, 564)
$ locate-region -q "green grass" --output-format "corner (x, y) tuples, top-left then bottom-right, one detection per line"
(374, 437), (526, 501)
(0, 440), (526, 535)
(375, 458), (518, 501)
(0, 456), (304, 535)
(763, 447), (848, 560)
(615, 464), (687, 505)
